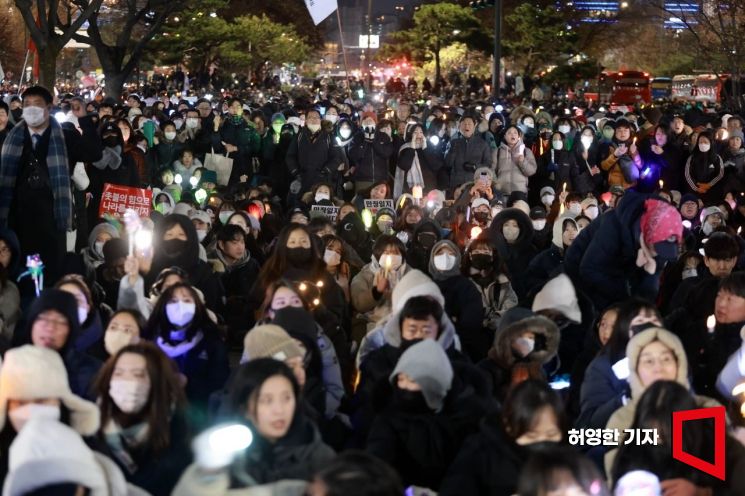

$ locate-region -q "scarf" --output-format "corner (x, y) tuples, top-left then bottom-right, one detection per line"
(157, 331), (203, 358)
(394, 143), (425, 198)
(0, 119), (72, 230)
(104, 419), (149, 474)
(92, 145), (122, 170)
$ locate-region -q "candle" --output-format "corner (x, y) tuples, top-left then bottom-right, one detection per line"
(707, 315), (716, 334)
(562, 182), (567, 193)
(412, 185), (423, 200)
(384, 254), (392, 277)
(659, 179), (664, 189)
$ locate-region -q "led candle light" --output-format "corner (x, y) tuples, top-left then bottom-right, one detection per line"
(707, 315), (716, 334)
(470, 226), (482, 239)
(659, 179), (664, 189)
(412, 185), (423, 200)
(384, 254), (392, 277)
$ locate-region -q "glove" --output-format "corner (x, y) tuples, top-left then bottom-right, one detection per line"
(72, 162), (89, 190)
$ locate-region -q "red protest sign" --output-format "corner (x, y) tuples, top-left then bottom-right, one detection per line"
(98, 183), (152, 219)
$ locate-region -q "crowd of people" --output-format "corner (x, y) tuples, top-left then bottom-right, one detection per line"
(1, 79), (745, 495)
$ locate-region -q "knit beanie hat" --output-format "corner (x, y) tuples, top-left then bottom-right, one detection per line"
(243, 325), (304, 362)
(390, 339), (453, 412)
(640, 198), (683, 247)
(0, 346), (99, 434)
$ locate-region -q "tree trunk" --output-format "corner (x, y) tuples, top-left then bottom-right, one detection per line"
(38, 49), (58, 89)
(104, 72), (126, 101)
(434, 40), (441, 91)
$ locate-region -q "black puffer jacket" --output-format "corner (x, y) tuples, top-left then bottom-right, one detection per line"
(488, 208), (536, 301)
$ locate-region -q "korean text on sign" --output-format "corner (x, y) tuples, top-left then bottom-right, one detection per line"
(363, 199), (394, 215)
(98, 183), (152, 219)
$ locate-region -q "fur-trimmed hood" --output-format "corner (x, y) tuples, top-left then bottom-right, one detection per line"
(487, 307), (559, 368)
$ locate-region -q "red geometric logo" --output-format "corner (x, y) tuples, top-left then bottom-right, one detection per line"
(672, 406), (726, 481)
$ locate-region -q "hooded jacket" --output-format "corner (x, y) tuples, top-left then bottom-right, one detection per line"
(406, 219), (443, 273)
(479, 308), (559, 401)
(493, 140), (538, 195)
(214, 246), (261, 337)
(348, 130), (395, 183)
(488, 208), (537, 300)
(429, 240), (487, 361)
(82, 223), (121, 277)
(524, 215), (578, 298)
(604, 327), (721, 477)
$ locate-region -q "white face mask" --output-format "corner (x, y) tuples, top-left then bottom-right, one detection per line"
(699, 143), (711, 153)
(558, 125), (571, 134)
(542, 194), (555, 206)
(166, 301), (196, 327)
(339, 127), (352, 140)
(94, 241), (105, 257)
(315, 192), (330, 203)
(307, 123), (321, 133)
(585, 206), (599, 219)
(219, 210), (235, 224)
(9, 404), (60, 432)
(324, 249), (341, 266)
(326, 114), (339, 124)
(186, 118), (200, 129)
(552, 140), (563, 151)
(109, 379), (150, 414)
(196, 229), (208, 242)
(568, 203), (582, 215)
(702, 221), (714, 236)
(104, 330), (136, 356)
(78, 307), (89, 326)
(503, 225), (520, 242)
(433, 253), (456, 271)
(581, 136), (594, 150)
(22, 106), (46, 127)
(682, 268), (698, 279)
(165, 131), (177, 141)
(523, 120), (535, 129)
(532, 219), (547, 231)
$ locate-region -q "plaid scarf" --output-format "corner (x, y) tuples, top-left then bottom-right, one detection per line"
(0, 118), (72, 230)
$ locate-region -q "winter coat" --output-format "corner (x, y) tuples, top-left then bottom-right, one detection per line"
(493, 141), (538, 195)
(604, 328), (721, 479)
(91, 411), (192, 496)
(467, 273), (518, 335)
(154, 139), (184, 170)
(173, 158), (203, 186)
(215, 250), (261, 338)
(350, 261), (410, 330)
(436, 275), (487, 362)
(488, 208), (537, 300)
(638, 139), (683, 192)
(575, 353), (628, 430)
(396, 145), (445, 196)
(348, 132), (395, 183)
(286, 128), (343, 193)
(215, 118), (261, 184)
(564, 190), (661, 310)
(523, 215), (578, 300)
(600, 141), (640, 189)
(445, 134), (492, 189)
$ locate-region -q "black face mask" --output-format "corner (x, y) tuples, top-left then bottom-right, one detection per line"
(400, 337), (423, 352)
(471, 254), (493, 270)
(286, 247), (312, 266)
(11, 108), (22, 121)
(474, 211), (490, 224)
(103, 136), (119, 148)
(161, 239), (188, 259)
(417, 232), (437, 250)
(392, 387), (431, 415)
(630, 322), (658, 335)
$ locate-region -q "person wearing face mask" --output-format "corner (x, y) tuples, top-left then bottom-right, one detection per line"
(252, 225), (346, 325)
(0, 87), (102, 285)
(91, 342), (191, 495)
(524, 215), (579, 301)
(684, 130), (724, 202)
(488, 208), (536, 301)
(536, 130), (575, 195)
(529, 206), (551, 251)
(147, 282), (229, 412)
(566, 192), (683, 311)
(365, 340), (457, 490)
(99, 309), (145, 359)
(55, 273), (108, 356)
(348, 112), (394, 193)
(518, 114), (539, 148)
(214, 224), (261, 343)
(81, 222), (120, 278)
(189, 209), (212, 246)
(441, 379), (566, 496)
(154, 120), (184, 170)
(405, 218), (443, 273)
(286, 108), (343, 195)
(638, 122), (682, 193)
(212, 97), (260, 185)
(320, 234), (351, 303)
(148, 214), (223, 313)
(445, 115), (492, 190)
(395, 122), (445, 198)
(494, 125), (538, 200)
(570, 125), (603, 196)
(0, 345), (101, 483)
(428, 240), (485, 362)
(302, 182), (340, 209)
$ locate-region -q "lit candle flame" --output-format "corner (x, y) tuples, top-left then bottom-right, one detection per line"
(412, 185), (422, 199)
(658, 179), (664, 189)
(562, 182), (567, 193)
(470, 226), (482, 239)
(707, 314), (716, 333)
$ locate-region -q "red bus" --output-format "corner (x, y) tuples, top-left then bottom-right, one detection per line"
(587, 70), (652, 105)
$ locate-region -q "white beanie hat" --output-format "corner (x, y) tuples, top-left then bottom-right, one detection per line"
(532, 274), (582, 324)
(391, 269), (444, 313)
(0, 346), (99, 435)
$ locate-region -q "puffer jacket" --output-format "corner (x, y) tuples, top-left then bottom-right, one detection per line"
(493, 141), (538, 195)
(446, 134), (492, 189)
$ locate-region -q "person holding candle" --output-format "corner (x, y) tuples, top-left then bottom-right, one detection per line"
(600, 117), (641, 190)
(493, 125), (538, 201)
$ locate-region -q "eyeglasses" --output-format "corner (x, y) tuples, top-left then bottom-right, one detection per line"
(36, 316), (69, 329)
